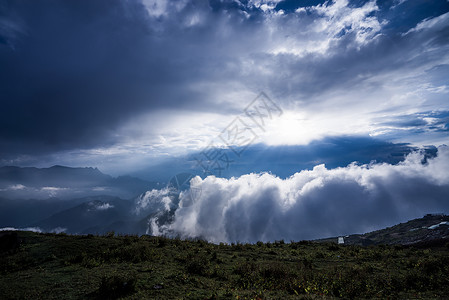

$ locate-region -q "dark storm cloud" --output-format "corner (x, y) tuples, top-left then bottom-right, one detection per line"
(1, 0), (155, 153)
(0, 0), (448, 160)
(0, 0), (248, 155)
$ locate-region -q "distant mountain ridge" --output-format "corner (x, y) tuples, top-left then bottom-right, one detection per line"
(132, 137), (430, 181)
(0, 165), (158, 200)
(0, 165), (109, 187)
(0, 165), (166, 234)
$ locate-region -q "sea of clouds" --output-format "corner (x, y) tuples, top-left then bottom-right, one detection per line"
(145, 146), (449, 243)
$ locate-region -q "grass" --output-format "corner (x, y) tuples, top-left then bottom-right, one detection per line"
(1, 231), (449, 299)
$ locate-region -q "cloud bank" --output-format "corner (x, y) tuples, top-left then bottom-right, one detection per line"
(153, 146), (449, 243)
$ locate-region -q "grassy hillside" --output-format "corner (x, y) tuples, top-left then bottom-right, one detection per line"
(1, 231), (449, 299)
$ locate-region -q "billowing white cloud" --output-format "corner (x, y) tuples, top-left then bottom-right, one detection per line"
(50, 227), (67, 234)
(142, 0), (190, 18)
(41, 186), (69, 197)
(152, 146), (449, 243)
(293, 0), (383, 53)
(90, 202), (114, 211)
(405, 11), (449, 35)
(134, 187), (174, 215)
(9, 184), (25, 191)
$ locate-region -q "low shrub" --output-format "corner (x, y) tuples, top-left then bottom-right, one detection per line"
(98, 274), (136, 299)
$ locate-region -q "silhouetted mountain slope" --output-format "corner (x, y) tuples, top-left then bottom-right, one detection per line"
(0, 196), (88, 227)
(31, 196), (134, 234)
(318, 214), (449, 246)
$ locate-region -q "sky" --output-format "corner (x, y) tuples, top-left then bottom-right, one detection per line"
(0, 0), (448, 177)
(1, 0), (449, 242)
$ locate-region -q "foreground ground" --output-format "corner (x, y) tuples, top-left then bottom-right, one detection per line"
(1, 231), (449, 299)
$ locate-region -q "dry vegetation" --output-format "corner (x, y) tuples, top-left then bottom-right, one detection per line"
(1, 231), (449, 299)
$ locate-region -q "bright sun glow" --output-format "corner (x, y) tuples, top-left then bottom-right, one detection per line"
(261, 111), (320, 145)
